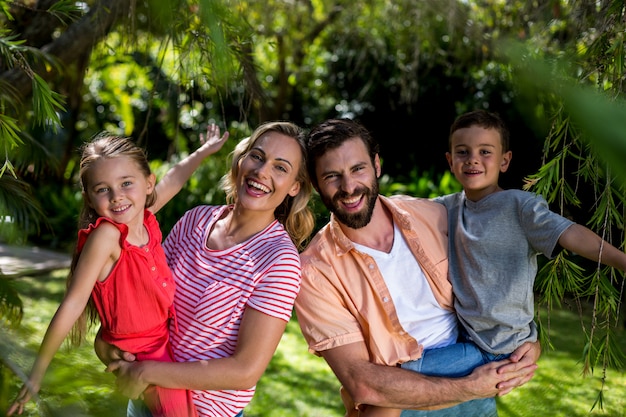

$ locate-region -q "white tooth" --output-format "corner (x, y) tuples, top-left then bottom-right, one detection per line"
(249, 180), (269, 193)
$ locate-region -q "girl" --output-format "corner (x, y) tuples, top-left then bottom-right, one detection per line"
(7, 125), (228, 417)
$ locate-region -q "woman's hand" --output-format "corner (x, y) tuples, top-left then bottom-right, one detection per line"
(106, 360), (150, 399)
(94, 327), (136, 366)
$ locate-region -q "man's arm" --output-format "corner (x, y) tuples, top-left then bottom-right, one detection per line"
(322, 341), (538, 413)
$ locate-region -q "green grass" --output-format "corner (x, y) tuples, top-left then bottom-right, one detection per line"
(2, 270), (625, 416)
(2, 270), (129, 416)
(496, 305), (626, 417)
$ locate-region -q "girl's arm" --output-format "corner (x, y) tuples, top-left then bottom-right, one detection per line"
(7, 225), (119, 415)
(151, 124), (229, 214)
(558, 224), (626, 271)
(106, 307), (287, 397)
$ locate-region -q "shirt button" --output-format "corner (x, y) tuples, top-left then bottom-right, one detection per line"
(368, 264), (375, 269)
(145, 247), (149, 252)
(383, 297), (389, 302)
(151, 266), (156, 271)
(162, 282), (167, 287)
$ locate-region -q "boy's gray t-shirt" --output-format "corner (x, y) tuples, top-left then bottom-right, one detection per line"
(435, 189), (574, 354)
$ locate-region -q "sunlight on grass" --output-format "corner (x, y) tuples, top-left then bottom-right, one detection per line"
(3, 270), (128, 417)
(245, 318), (345, 416)
(3, 269), (625, 416)
(498, 305), (626, 417)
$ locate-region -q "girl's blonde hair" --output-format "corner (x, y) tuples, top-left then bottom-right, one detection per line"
(219, 121), (314, 251)
(68, 133), (156, 345)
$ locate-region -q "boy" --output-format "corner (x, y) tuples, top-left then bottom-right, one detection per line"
(438, 109), (626, 360)
(365, 110), (626, 416)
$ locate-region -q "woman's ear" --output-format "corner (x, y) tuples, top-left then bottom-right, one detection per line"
(288, 180), (301, 198)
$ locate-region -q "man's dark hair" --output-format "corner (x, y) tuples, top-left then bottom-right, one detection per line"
(306, 118), (380, 189)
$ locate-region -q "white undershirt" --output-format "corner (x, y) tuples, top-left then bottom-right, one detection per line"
(353, 224), (458, 349)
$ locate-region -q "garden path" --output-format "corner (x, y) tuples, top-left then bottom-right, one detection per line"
(0, 244), (71, 278)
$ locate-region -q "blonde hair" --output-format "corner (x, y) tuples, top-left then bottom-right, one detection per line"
(68, 133), (156, 345)
(220, 121), (314, 251)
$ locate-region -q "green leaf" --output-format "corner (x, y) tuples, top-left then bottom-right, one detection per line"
(31, 74), (66, 132)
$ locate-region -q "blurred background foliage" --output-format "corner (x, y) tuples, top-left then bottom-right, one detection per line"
(1, 0), (625, 415)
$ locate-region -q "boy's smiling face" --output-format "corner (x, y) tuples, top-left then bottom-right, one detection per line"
(446, 125), (512, 202)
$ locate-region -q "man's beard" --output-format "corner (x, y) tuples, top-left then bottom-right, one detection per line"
(321, 179), (379, 229)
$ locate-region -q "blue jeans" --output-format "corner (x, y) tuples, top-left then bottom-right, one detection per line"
(399, 342), (505, 417)
(127, 400), (153, 417)
(127, 399), (245, 417)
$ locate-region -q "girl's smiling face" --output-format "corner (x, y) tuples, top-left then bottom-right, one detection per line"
(84, 155), (155, 226)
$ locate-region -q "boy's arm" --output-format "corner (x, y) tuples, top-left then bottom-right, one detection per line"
(151, 123), (229, 214)
(558, 224), (626, 271)
(496, 340), (541, 394)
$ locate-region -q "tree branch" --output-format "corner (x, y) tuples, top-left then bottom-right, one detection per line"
(1, 0), (131, 104)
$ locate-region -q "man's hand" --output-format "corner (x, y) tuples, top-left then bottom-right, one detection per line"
(463, 359), (516, 399)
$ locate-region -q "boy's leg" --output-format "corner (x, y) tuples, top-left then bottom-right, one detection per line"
(127, 399), (154, 417)
(399, 342), (497, 417)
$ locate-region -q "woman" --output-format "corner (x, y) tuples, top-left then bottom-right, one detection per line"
(96, 121), (315, 417)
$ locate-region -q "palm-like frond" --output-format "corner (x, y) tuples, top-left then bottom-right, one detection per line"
(0, 278), (23, 327)
(10, 131), (60, 178)
(0, 176), (49, 243)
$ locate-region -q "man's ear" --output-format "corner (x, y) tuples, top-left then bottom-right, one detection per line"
(500, 150), (512, 173)
(374, 154), (382, 178)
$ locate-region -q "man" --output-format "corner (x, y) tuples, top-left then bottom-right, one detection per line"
(294, 118), (540, 416)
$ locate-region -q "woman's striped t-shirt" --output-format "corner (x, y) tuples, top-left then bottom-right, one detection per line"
(162, 205), (301, 417)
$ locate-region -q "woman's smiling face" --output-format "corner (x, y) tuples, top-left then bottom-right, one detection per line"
(236, 131), (302, 215)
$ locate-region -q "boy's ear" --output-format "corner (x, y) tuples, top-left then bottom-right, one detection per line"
(500, 150), (512, 173)
(445, 152), (453, 170)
